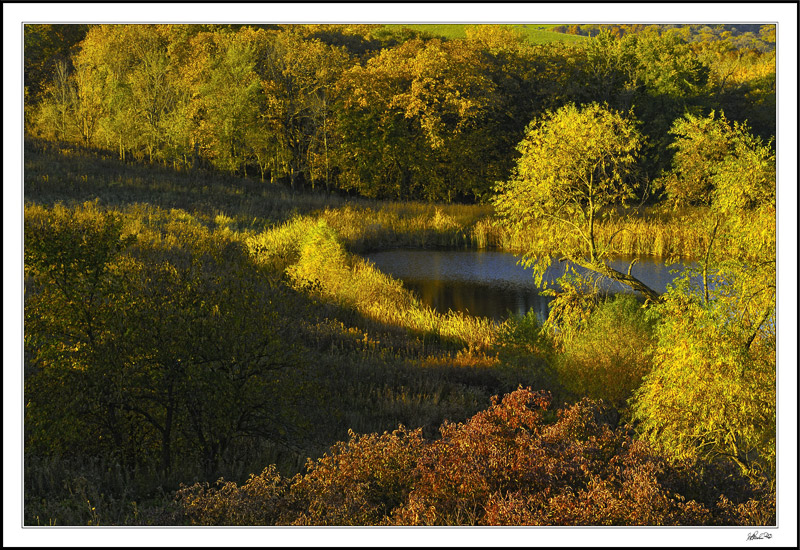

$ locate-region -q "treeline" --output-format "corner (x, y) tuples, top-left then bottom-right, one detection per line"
(25, 23), (775, 202)
(550, 23), (775, 51)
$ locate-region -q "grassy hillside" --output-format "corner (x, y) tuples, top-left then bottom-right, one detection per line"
(386, 23), (588, 44)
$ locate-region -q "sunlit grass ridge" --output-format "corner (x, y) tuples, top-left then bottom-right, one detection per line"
(247, 215), (497, 351)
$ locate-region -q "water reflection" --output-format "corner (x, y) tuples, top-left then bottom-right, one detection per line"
(365, 249), (692, 322)
(402, 278), (552, 322)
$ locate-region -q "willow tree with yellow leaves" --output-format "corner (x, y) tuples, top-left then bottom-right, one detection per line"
(631, 111), (776, 486)
(493, 102), (660, 302)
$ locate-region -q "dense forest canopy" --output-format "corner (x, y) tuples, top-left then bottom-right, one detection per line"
(25, 22), (775, 202)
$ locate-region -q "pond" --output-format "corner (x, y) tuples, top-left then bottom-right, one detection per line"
(364, 249), (694, 322)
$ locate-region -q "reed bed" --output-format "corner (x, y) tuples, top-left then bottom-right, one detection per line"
(474, 211), (710, 261)
(316, 202), (492, 252)
(311, 202), (711, 262)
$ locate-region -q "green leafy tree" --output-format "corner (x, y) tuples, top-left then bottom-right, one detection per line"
(68, 30), (119, 148)
(24, 202), (134, 459)
(574, 29), (710, 177)
(632, 29), (709, 101)
(579, 31), (640, 109)
(101, 226), (299, 478)
(197, 29), (262, 174)
(66, 25), (166, 155)
(492, 102), (660, 301)
(630, 29), (711, 174)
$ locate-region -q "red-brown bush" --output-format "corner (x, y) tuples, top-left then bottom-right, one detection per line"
(174, 388), (774, 526)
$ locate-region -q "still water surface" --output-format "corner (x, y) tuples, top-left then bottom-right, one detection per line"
(365, 249), (692, 322)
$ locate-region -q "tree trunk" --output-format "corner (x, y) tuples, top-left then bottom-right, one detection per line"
(744, 303), (774, 352)
(161, 382), (175, 477)
(703, 218), (720, 305)
(192, 142), (200, 171)
(575, 258), (663, 304)
(323, 98), (330, 194)
(588, 199), (597, 262)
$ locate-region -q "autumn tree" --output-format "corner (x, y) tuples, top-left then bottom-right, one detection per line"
(25, 24), (775, 201)
(70, 51), (108, 147)
(632, 111), (776, 485)
(52, 25), (190, 164)
(463, 26), (558, 199)
(696, 37), (776, 140)
(285, 24), (387, 61)
(659, 111), (775, 303)
(336, 34), (534, 202)
(493, 102), (660, 301)
(660, 111), (735, 207)
(31, 58), (77, 142)
(25, 203), (302, 480)
(334, 38), (431, 200)
(102, 224), (300, 478)
(631, 281), (776, 484)
(253, 28), (351, 189)
(24, 24), (89, 106)
(392, 38), (504, 201)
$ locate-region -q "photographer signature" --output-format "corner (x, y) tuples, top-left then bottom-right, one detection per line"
(746, 531), (773, 541)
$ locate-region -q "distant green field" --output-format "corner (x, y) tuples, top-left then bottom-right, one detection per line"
(387, 24), (588, 44)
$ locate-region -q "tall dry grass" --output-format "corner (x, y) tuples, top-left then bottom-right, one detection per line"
(25, 138), (713, 260)
(246, 217), (498, 352)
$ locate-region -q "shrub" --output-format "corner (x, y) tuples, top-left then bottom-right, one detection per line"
(390, 389), (715, 526)
(174, 465), (289, 526)
(174, 388), (773, 526)
(494, 309), (562, 400)
(288, 428), (425, 526)
(554, 294), (656, 408)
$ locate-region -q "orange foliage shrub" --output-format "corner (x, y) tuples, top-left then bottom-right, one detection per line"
(174, 388), (774, 526)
